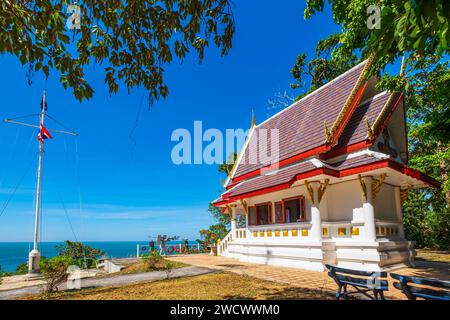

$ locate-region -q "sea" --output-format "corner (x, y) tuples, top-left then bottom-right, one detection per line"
(0, 241), (200, 273)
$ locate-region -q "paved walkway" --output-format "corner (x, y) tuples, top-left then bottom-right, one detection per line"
(0, 266), (215, 300)
(167, 254), (450, 300)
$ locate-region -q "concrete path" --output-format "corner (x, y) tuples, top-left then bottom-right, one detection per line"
(0, 266), (216, 300)
(167, 254), (450, 300)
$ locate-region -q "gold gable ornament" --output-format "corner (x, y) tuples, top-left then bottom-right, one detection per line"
(358, 175), (368, 202)
(372, 173), (386, 200)
(305, 180), (315, 204)
(365, 116), (375, 141)
(318, 179), (330, 203)
(400, 185), (413, 205)
(240, 199), (248, 212)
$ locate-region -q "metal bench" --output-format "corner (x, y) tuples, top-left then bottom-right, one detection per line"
(391, 273), (450, 300)
(325, 264), (389, 300)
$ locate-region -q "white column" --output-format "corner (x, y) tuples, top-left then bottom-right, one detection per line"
(310, 182), (322, 241)
(362, 176), (376, 241)
(394, 186), (405, 238)
(230, 208), (237, 240)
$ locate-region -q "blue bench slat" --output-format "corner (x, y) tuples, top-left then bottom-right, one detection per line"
(391, 273), (450, 289)
(335, 274), (389, 290)
(326, 264), (387, 277)
(392, 273), (450, 301)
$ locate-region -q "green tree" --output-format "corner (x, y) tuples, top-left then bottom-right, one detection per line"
(39, 255), (75, 293)
(0, 1), (235, 104)
(200, 152), (246, 244)
(304, 0), (449, 75)
(56, 241), (104, 268)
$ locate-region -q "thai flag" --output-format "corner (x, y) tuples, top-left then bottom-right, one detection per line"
(37, 124), (52, 143)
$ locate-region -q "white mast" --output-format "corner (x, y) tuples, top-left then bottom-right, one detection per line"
(4, 90), (78, 275)
(28, 90), (46, 274)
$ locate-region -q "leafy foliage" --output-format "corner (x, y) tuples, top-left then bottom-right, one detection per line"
(141, 251), (163, 271)
(0, 0), (235, 104)
(56, 241), (104, 268)
(15, 262), (29, 275)
(290, 33), (357, 100)
(39, 255), (75, 293)
(200, 152), (245, 245)
(403, 190), (450, 250)
(304, 0), (449, 77)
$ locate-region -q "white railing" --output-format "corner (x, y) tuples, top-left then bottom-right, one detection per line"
(217, 228), (249, 256)
(375, 220), (402, 237)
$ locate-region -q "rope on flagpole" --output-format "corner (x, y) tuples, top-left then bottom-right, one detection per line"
(0, 152), (38, 218)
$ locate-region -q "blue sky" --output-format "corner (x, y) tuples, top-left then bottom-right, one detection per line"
(0, 1), (342, 242)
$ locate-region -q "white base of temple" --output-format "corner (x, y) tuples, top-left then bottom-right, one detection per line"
(221, 238), (415, 272)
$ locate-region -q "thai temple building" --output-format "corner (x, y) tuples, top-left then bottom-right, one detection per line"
(213, 59), (439, 272)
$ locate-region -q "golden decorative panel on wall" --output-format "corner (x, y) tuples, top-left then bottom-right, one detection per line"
(260, 231), (265, 237)
(322, 228), (329, 237)
(338, 228), (347, 236)
(301, 229), (309, 237)
(351, 227), (360, 236)
(291, 229), (298, 237)
(283, 230), (288, 237)
(267, 230), (272, 237)
(275, 230), (280, 237)
(253, 232), (258, 237)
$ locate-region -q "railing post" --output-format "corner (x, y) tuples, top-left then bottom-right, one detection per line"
(137, 244), (140, 257)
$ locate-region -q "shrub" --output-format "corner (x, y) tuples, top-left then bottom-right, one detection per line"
(56, 241), (104, 269)
(15, 262), (28, 275)
(142, 251), (163, 271)
(404, 209), (450, 250)
(39, 256), (75, 293)
(164, 261), (175, 279)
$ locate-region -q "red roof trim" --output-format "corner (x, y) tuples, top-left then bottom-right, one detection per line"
(322, 91), (404, 160)
(330, 82), (369, 146)
(214, 159), (440, 207)
(373, 91), (404, 139)
(231, 145), (330, 184)
(321, 140), (373, 160)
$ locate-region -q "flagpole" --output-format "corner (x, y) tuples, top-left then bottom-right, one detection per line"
(28, 90), (46, 275)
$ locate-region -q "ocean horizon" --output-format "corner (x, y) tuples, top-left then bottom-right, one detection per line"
(0, 240), (200, 273)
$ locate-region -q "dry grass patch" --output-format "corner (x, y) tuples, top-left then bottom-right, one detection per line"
(120, 259), (187, 274)
(416, 249), (450, 263)
(24, 272), (334, 300)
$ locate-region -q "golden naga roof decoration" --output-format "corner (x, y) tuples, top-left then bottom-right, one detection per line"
(365, 116), (375, 141)
(325, 55), (374, 145)
(371, 92), (398, 138)
(372, 173), (386, 200)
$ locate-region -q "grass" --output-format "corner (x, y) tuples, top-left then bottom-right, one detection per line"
(415, 249), (450, 263)
(22, 272), (334, 300)
(119, 259), (187, 275)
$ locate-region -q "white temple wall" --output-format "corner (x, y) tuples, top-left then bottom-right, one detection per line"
(373, 184), (397, 221)
(325, 180), (363, 222)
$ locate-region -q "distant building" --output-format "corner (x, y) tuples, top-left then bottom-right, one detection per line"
(213, 59), (439, 272)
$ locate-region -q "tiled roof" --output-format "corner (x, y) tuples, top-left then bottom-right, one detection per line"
(217, 154), (387, 201)
(333, 91), (401, 150)
(223, 161), (317, 199)
(233, 60), (369, 179)
(329, 154), (387, 170)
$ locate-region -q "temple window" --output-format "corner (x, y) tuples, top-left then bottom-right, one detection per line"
(275, 201), (284, 223)
(248, 206), (256, 225)
(255, 203), (271, 225)
(283, 197), (306, 223)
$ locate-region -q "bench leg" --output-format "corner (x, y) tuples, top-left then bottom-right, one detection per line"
(336, 285), (343, 300)
(343, 285), (349, 300)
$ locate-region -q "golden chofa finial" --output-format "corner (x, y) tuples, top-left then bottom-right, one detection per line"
(365, 116), (375, 140)
(323, 120), (332, 144)
(251, 109), (256, 127)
